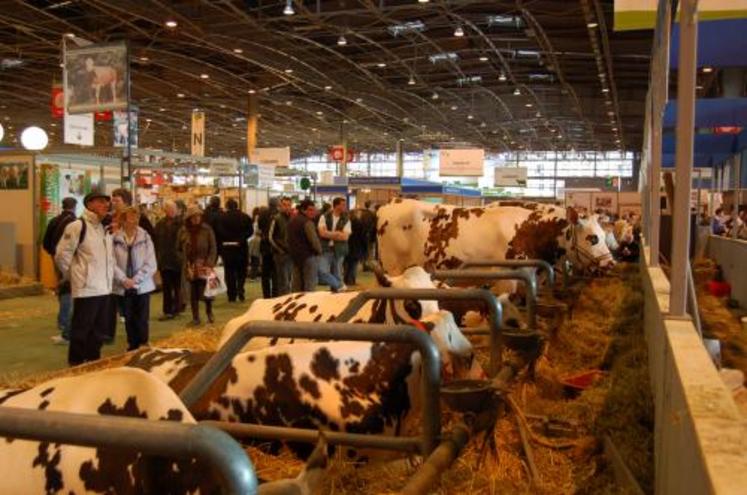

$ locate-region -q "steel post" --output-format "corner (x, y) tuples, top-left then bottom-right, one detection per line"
(335, 288), (503, 376)
(0, 407), (257, 495)
(179, 321), (442, 456)
(459, 259), (555, 288)
(430, 269), (537, 330)
(399, 424), (471, 495)
(669, 0), (698, 316)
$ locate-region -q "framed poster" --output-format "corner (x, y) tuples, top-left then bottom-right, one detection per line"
(113, 109), (138, 149)
(64, 41), (128, 114)
(0, 160), (30, 190)
(494, 167), (528, 187)
(439, 148), (485, 176)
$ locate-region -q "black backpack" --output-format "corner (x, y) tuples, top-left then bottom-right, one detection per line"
(43, 216), (86, 257)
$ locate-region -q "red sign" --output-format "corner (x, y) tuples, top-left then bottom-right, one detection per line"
(328, 145), (357, 163)
(713, 126), (742, 135)
(95, 111), (113, 122)
(51, 85), (64, 118)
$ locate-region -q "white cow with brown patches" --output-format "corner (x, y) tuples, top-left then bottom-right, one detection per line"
(377, 199), (613, 276)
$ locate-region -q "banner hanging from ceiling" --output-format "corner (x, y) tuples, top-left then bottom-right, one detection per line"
(191, 111), (205, 157)
(250, 147), (290, 167)
(51, 85), (64, 118)
(438, 148), (485, 177)
(113, 109), (138, 149)
(614, 0), (747, 31)
(64, 41), (129, 114)
(494, 167), (528, 187)
(64, 110), (94, 146)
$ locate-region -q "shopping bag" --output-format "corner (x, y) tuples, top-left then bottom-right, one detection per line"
(203, 266), (226, 299)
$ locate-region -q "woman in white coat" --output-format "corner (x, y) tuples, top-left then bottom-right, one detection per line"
(112, 206), (157, 350)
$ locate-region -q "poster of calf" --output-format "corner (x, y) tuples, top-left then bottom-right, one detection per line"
(64, 41), (128, 114)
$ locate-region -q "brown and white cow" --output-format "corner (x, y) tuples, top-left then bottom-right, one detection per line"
(0, 368), (327, 494)
(128, 310), (484, 459)
(376, 199), (614, 276)
(219, 266), (443, 352)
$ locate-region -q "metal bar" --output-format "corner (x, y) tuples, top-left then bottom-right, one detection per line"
(335, 288), (503, 376)
(431, 269), (537, 330)
(399, 424), (470, 495)
(179, 321), (442, 456)
(459, 259), (555, 288)
(0, 407), (257, 495)
(201, 421), (420, 453)
(669, 0), (698, 316)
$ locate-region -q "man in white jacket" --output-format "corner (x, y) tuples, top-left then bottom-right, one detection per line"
(55, 190), (115, 366)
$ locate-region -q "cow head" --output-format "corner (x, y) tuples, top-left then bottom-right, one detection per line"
(419, 310), (484, 381)
(561, 209), (615, 273)
(371, 264), (441, 318)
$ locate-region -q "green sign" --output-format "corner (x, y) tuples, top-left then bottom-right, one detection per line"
(300, 177), (311, 190)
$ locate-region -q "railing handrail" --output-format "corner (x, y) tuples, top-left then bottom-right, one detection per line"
(459, 259), (555, 287)
(0, 407), (257, 495)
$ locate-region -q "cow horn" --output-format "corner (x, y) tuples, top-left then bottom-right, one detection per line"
(366, 261), (391, 287)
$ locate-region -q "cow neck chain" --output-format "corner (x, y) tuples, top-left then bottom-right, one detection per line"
(567, 223), (610, 269)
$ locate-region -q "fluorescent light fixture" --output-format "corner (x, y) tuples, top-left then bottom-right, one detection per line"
(457, 75), (482, 85)
(486, 15), (524, 28)
(516, 49), (541, 59)
(429, 52), (459, 63)
(388, 20), (426, 37)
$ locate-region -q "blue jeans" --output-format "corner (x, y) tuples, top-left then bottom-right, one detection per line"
(58, 292), (72, 340)
(319, 251), (343, 291)
(292, 256), (320, 292)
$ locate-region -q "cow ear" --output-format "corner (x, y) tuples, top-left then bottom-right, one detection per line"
(567, 207), (579, 225)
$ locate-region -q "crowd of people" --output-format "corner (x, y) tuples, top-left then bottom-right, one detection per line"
(706, 205), (747, 239)
(595, 210), (643, 263)
(43, 191), (377, 367)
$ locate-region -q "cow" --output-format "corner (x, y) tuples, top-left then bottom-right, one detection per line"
(84, 58), (118, 106)
(376, 199), (614, 276)
(218, 265), (443, 352)
(128, 310), (484, 460)
(0, 368), (327, 494)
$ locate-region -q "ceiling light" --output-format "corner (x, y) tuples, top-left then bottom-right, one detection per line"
(479, 56), (489, 62)
(146, 118), (153, 122)
(316, 111), (323, 115)
(612, 127), (618, 131)
(324, 85), (332, 90)
(605, 100), (612, 105)
(64, 33), (75, 39)
(601, 87), (609, 93)
(431, 92), (439, 100)
(558, 135), (563, 139)
(513, 88), (521, 96)
(177, 93), (185, 98)
(696, 85), (704, 90)
(200, 73), (209, 79)
(499, 72), (507, 82)
(165, 20), (178, 28)
(702, 66), (713, 73)
(535, 111), (541, 118)
(20, 126), (48, 151)
(337, 34), (348, 46)
(233, 48), (243, 54)
(284, 68), (293, 74)
(285, 100), (292, 105)
(525, 103), (533, 107)
(355, 97), (363, 103)
(467, 114), (474, 120)
(418, 0), (430, 3)
(139, 56), (149, 62)
(454, 25), (464, 37)
(587, 22), (598, 28)
(450, 105), (458, 111)
(408, 74), (416, 85)
(159, 107), (166, 112)
(377, 62), (387, 68)
(480, 122), (486, 128)
(283, 0), (294, 15)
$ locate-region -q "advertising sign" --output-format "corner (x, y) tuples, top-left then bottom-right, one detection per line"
(64, 41), (128, 113)
(209, 158), (237, 175)
(191, 111), (205, 157)
(113, 109), (138, 149)
(439, 148), (485, 177)
(51, 85), (64, 118)
(257, 164), (275, 188)
(328, 145), (357, 163)
(64, 110), (94, 146)
(250, 147), (290, 167)
(494, 167), (528, 187)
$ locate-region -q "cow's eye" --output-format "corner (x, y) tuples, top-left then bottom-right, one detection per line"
(403, 299), (422, 320)
(586, 234), (599, 246)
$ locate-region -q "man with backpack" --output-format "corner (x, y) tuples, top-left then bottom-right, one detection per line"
(43, 197), (78, 345)
(55, 190), (115, 366)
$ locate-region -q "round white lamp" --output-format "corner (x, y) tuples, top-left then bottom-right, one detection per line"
(20, 126), (49, 151)
(0, 123), (4, 143)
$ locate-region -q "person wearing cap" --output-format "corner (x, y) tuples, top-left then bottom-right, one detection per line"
(177, 205), (218, 325)
(55, 190), (115, 366)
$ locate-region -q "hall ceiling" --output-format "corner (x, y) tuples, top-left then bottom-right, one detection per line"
(0, 0), (652, 158)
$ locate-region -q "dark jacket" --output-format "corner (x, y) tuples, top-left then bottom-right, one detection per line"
(217, 210), (253, 249)
(288, 214), (322, 262)
(269, 211), (291, 255)
(177, 223), (217, 280)
(346, 209), (371, 261)
(153, 216), (183, 272)
(322, 211), (350, 258)
(203, 205), (223, 246)
(257, 206), (277, 256)
(138, 215), (155, 240)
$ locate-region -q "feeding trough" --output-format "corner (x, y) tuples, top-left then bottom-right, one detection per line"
(440, 379), (502, 414)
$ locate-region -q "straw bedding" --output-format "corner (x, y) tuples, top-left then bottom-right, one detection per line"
(5, 267), (653, 493)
